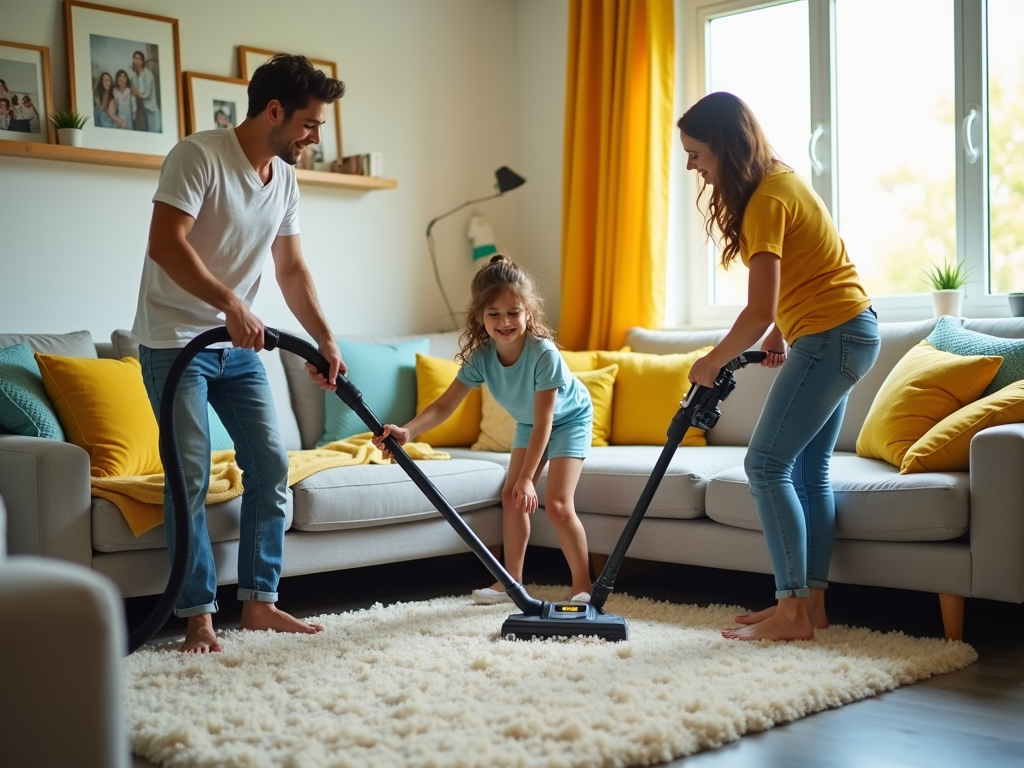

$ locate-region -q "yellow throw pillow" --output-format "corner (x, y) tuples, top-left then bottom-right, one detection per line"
(414, 354), (481, 447)
(595, 348), (714, 446)
(575, 364), (617, 447)
(900, 380), (1024, 473)
(472, 384), (516, 452)
(560, 346), (631, 372)
(856, 341), (1003, 468)
(35, 354), (162, 477)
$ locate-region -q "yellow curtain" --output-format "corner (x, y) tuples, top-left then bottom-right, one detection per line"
(559, 0), (675, 351)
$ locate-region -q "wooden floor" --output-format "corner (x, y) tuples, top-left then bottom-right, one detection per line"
(128, 549), (1024, 768)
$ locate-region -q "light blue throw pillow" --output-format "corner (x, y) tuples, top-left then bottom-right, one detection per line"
(927, 315), (1024, 396)
(318, 338), (430, 446)
(0, 343), (65, 440)
(208, 405), (234, 451)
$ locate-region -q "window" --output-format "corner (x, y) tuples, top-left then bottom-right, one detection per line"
(676, 0), (1020, 327)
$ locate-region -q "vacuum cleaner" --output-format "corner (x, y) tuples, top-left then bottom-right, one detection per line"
(126, 326), (763, 653)
(499, 349), (767, 641)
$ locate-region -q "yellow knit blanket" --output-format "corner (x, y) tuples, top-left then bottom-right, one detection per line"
(90, 433), (450, 538)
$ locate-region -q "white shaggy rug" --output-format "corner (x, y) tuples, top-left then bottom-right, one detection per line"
(125, 586), (977, 768)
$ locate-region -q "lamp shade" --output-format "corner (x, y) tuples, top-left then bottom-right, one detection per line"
(494, 166), (526, 194)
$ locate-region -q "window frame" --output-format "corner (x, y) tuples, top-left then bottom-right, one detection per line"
(671, 0), (1006, 329)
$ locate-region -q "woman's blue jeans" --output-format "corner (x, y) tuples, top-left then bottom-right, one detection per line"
(744, 309), (880, 599)
(140, 346), (289, 618)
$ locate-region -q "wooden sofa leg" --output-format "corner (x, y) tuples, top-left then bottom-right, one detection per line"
(938, 593), (964, 641)
(589, 553), (609, 581)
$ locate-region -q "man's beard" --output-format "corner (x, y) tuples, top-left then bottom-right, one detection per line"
(269, 122), (302, 165)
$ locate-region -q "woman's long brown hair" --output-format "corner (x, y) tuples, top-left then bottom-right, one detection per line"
(677, 92), (782, 268)
(458, 254), (554, 365)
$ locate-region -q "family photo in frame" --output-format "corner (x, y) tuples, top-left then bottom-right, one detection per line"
(183, 72), (248, 135)
(0, 40), (54, 144)
(65, 0), (182, 154)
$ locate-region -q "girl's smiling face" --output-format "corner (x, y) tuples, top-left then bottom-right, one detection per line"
(482, 289), (529, 350)
(680, 131), (721, 187)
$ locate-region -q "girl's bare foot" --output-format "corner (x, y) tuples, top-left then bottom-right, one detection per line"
(180, 613), (222, 653)
(240, 601), (324, 634)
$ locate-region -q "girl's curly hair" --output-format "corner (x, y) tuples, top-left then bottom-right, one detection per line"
(457, 254), (554, 365)
(677, 92), (784, 269)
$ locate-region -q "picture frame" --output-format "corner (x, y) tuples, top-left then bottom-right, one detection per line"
(0, 40), (54, 144)
(237, 45), (342, 171)
(65, 0), (183, 154)
(184, 72), (248, 135)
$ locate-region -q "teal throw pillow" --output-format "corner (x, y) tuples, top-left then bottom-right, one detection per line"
(318, 338), (430, 446)
(0, 343), (65, 440)
(927, 315), (1024, 395)
(208, 405), (233, 451)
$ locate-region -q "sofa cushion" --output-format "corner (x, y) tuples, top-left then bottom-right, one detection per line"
(856, 341), (1001, 468)
(536, 445), (749, 520)
(0, 344), (65, 440)
(0, 330), (97, 359)
(415, 354), (481, 447)
(91, 491), (295, 553)
(927, 314), (1024, 395)
(319, 337), (429, 446)
(471, 385), (516, 452)
(705, 453), (969, 541)
(289, 459), (505, 531)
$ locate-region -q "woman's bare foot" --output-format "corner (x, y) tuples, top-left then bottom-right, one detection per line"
(735, 588), (829, 629)
(180, 613), (222, 653)
(240, 601), (324, 634)
(723, 597), (815, 641)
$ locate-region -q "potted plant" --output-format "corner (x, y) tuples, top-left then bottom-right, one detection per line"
(923, 260), (974, 318)
(1009, 292), (1024, 318)
(48, 109), (88, 147)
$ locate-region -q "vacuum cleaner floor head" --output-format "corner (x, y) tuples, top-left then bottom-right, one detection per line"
(501, 602), (629, 641)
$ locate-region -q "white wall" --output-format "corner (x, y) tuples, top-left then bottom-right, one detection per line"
(0, 0), (569, 341)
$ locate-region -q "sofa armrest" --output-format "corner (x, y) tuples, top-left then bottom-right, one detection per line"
(969, 422), (1024, 602)
(0, 435), (93, 566)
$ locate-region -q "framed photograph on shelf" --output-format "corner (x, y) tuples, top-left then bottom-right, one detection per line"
(65, 0), (183, 155)
(237, 45), (342, 170)
(0, 40), (54, 144)
(184, 72), (248, 134)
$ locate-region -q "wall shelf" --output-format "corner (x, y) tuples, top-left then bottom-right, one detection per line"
(0, 140), (397, 191)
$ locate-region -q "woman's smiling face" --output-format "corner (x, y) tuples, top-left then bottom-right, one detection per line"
(680, 131), (721, 187)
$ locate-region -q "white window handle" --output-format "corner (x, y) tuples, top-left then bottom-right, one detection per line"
(962, 106), (980, 164)
(808, 123), (825, 175)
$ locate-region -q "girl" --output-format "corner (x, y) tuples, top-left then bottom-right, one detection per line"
(679, 92), (880, 641)
(375, 254), (594, 603)
(111, 69), (135, 130)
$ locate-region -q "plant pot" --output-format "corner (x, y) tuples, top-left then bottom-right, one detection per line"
(56, 128), (84, 147)
(1009, 293), (1024, 318)
(932, 289), (963, 318)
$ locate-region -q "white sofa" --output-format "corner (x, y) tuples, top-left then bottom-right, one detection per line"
(2, 318), (1023, 642)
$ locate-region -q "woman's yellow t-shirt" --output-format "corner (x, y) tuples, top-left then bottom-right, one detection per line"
(740, 166), (870, 343)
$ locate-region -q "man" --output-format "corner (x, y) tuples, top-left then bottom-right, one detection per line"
(129, 50), (160, 132)
(132, 54), (346, 653)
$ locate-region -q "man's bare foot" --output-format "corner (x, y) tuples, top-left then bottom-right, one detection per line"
(240, 601), (324, 634)
(180, 613), (222, 653)
(722, 611), (815, 642)
(735, 604), (830, 629)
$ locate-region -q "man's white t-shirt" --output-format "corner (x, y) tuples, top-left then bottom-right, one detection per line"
(131, 129), (300, 348)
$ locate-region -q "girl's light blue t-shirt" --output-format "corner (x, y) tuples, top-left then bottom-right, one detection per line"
(456, 336), (592, 427)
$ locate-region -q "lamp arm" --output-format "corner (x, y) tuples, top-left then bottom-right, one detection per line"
(425, 191), (503, 236)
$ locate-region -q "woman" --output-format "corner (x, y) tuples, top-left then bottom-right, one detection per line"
(110, 69), (134, 130)
(93, 72), (115, 128)
(679, 92), (880, 641)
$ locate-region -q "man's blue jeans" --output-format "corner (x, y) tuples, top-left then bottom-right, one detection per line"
(140, 345), (289, 617)
(744, 309), (880, 599)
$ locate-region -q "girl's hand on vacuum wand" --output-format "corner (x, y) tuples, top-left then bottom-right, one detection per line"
(373, 424), (410, 460)
(513, 478), (539, 514)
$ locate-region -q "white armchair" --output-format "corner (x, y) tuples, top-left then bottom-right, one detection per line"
(0, 495), (130, 768)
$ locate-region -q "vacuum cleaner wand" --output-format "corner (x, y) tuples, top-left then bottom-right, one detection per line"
(128, 326), (546, 654)
(587, 350), (768, 613)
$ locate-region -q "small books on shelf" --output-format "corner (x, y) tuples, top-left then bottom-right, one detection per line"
(332, 152), (384, 177)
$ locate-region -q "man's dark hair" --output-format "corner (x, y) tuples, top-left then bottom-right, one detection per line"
(247, 53), (345, 119)
(133, 50), (145, 61)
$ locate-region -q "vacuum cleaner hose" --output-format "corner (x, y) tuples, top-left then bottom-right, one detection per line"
(127, 327), (545, 654)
